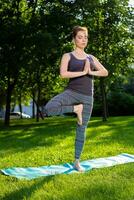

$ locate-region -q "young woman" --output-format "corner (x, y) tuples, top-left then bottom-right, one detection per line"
(43, 26), (108, 171)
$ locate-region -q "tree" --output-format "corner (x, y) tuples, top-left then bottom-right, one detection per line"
(0, 0), (28, 125)
(71, 0), (133, 120)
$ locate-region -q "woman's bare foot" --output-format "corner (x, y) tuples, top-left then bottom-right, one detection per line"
(73, 159), (84, 172)
(74, 104), (83, 125)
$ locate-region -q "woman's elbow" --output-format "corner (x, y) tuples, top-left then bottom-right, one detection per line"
(60, 72), (66, 78)
(105, 70), (109, 76)
(103, 69), (108, 77)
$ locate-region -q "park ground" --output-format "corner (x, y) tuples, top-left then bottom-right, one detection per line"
(0, 116), (134, 200)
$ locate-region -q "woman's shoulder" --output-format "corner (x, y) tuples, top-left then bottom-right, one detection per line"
(62, 52), (72, 60)
(86, 53), (95, 61)
(87, 53), (94, 58)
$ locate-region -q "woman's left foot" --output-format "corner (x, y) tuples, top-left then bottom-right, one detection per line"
(73, 161), (84, 172)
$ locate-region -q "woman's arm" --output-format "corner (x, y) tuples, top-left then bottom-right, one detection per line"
(60, 53), (88, 78)
(88, 55), (108, 77)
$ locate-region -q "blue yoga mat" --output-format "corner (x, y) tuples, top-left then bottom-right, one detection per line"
(1, 153), (134, 180)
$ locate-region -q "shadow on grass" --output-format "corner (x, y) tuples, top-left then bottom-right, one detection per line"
(0, 116), (75, 130)
(2, 176), (54, 200)
(0, 117), (76, 155)
(0, 116), (134, 157)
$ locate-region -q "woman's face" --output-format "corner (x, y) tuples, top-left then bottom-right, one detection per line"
(74, 30), (88, 49)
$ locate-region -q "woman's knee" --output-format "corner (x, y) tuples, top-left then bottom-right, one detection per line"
(44, 98), (61, 116)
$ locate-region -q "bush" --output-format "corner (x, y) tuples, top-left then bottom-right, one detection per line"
(107, 92), (134, 116)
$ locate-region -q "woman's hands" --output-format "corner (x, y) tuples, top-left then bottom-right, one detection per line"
(60, 53), (108, 79)
(83, 59), (91, 75)
(84, 56), (108, 77)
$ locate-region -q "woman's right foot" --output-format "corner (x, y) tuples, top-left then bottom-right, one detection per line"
(74, 104), (83, 125)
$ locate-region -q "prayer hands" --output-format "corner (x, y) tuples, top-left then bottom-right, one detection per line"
(84, 59), (92, 75)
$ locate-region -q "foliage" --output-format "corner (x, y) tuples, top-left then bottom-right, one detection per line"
(0, 0), (133, 125)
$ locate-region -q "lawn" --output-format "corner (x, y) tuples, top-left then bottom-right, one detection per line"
(0, 116), (134, 200)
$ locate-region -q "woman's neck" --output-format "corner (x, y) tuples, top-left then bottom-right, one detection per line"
(74, 48), (85, 55)
(73, 48), (87, 59)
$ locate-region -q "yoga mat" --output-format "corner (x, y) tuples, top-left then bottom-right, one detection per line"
(1, 153), (134, 180)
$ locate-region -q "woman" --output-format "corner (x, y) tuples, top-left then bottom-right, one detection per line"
(44, 26), (108, 171)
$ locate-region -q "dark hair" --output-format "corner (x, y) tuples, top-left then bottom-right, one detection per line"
(72, 26), (88, 38)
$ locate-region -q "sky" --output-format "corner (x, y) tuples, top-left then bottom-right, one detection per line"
(65, 0), (134, 6)
(129, 0), (134, 7)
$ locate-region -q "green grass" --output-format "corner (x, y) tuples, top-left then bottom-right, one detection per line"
(0, 116), (134, 200)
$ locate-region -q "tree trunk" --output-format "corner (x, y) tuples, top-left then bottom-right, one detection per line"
(32, 93), (35, 119)
(32, 96), (44, 121)
(36, 99), (39, 122)
(19, 93), (22, 119)
(4, 79), (14, 126)
(100, 78), (108, 122)
(36, 86), (41, 122)
(35, 67), (44, 121)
